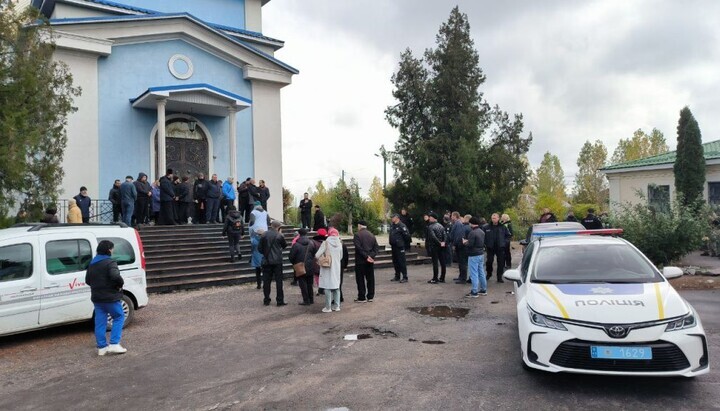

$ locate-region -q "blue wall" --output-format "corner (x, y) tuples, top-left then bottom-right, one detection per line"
(97, 39), (254, 187)
(116, 0), (246, 29)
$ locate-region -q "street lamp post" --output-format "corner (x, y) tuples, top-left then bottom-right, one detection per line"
(375, 145), (392, 232)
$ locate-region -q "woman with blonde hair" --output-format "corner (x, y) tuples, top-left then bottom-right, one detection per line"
(316, 227), (344, 313)
(68, 200), (83, 223)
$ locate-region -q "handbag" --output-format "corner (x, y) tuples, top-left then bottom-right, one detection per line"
(293, 243), (311, 277)
(317, 247), (332, 268)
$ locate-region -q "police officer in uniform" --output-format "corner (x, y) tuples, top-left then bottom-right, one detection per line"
(389, 213), (412, 283)
(581, 208), (603, 230)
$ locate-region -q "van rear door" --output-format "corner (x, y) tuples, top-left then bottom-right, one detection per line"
(0, 239), (41, 335)
(38, 233), (96, 326)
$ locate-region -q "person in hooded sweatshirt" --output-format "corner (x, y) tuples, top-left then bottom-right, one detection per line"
(85, 240), (127, 356)
(133, 172), (152, 226)
(316, 227), (345, 312)
(289, 228), (316, 305)
(67, 199), (83, 223)
(222, 205), (245, 262)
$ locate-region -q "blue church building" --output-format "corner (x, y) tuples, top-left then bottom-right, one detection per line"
(27, 0), (297, 218)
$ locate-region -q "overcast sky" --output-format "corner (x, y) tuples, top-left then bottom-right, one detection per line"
(264, 0), (720, 200)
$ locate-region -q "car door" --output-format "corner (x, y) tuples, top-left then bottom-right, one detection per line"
(515, 241), (535, 303)
(0, 239), (41, 335)
(39, 233), (96, 326)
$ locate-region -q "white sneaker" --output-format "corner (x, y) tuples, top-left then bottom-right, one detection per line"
(322, 307), (332, 313)
(98, 347), (108, 356)
(332, 306), (341, 312)
(107, 344), (127, 354)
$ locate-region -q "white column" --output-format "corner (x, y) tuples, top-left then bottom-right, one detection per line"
(156, 98), (167, 176)
(228, 107), (238, 181)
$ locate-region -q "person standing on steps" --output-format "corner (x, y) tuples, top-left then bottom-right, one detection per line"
(108, 179), (122, 223)
(299, 193), (312, 229)
(353, 220), (379, 303)
(221, 177), (236, 222)
(85, 240), (127, 356)
(258, 221), (288, 307)
(258, 180), (270, 212)
(133, 172), (152, 226)
(389, 213), (411, 283)
(249, 202), (271, 289)
(313, 205), (326, 232)
(426, 212), (447, 284)
(205, 174), (222, 224)
(158, 169), (176, 225)
(222, 205), (245, 263)
(119, 176), (137, 227)
(193, 173), (208, 224)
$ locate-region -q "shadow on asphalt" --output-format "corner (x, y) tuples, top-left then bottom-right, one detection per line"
(0, 322), (89, 348)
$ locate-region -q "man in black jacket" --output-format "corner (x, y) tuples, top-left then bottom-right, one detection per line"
(289, 228), (315, 305)
(174, 176), (189, 224)
(299, 193), (312, 229)
(426, 212), (447, 284)
(237, 178), (250, 221)
(245, 179), (260, 223)
(353, 220), (379, 302)
(181, 176), (194, 224)
(389, 213), (412, 282)
(484, 213), (510, 283)
(85, 240), (127, 356)
(259, 221), (288, 306)
(581, 208), (603, 230)
(108, 180), (121, 223)
(205, 174), (222, 224)
(193, 173), (208, 224)
(158, 169), (176, 225)
(463, 217), (487, 297)
(222, 205), (245, 262)
(258, 179), (270, 211)
(313, 205), (326, 231)
(133, 172), (152, 226)
(399, 208), (413, 235)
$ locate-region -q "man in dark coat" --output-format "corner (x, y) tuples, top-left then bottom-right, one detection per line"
(222, 205), (245, 262)
(74, 187), (92, 223)
(158, 169), (176, 225)
(174, 176), (189, 224)
(389, 213), (412, 282)
(299, 193), (312, 229)
(205, 174), (222, 224)
(258, 179), (270, 212)
(108, 180), (121, 223)
(484, 213), (511, 283)
(181, 176), (194, 224)
(565, 210), (579, 222)
(426, 213), (447, 284)
(399, 208), (414, 235)
(449, 212), (467, 283)
(119, 176), (136, 227)
(313, 205), (326, 231)
(133, 172), (152, 226)
(581, 208), (603, 230)
(289, 228), (315, 305)
(237, 178), (250, 221)
(245, 179), (260, 223)
(193, 173), (208, 224)
(258, 221), (288, 306)
(84, 240), (127, 356)
(353, 220), (379, 302)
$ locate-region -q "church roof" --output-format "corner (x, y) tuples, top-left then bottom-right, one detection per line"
(46, 12), (298, 74)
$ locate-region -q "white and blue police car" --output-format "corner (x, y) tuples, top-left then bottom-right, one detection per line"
(504, 230), (709, 377)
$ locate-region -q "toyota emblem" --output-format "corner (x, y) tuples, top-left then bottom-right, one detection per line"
(607, 325), (627, 338)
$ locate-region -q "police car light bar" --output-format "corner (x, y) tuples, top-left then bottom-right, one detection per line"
(532, 228), (623, 238)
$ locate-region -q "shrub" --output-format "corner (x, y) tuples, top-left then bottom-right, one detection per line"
(611, 196), (709, 266)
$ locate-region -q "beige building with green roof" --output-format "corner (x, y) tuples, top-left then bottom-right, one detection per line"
(602, 140), (720, 212)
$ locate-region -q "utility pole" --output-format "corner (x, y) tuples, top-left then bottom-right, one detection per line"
(341, 169), (345, 182)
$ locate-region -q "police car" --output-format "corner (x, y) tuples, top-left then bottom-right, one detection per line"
(503, 231), (709, 377)
(0, 223), (148, 337)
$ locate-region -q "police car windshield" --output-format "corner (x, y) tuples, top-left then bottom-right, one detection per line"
(531, 244), (662, 284)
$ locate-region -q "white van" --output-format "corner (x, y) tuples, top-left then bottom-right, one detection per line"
(0, 223), (149, 337)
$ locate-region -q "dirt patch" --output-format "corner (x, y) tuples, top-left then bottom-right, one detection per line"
(669, 275), (720, 290)
(409, 306), (469, 319)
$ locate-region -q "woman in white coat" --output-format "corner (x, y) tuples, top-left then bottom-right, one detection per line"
(316, 228), (344, 313)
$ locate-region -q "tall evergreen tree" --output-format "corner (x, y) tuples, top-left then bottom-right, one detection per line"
(385, 7), (531, 223)
(0, 2), (80, 220)
(673, 106), (705, 205)
(573, 140), (608, 205)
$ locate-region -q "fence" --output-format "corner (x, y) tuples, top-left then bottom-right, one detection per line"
(55, 200), (115, 223)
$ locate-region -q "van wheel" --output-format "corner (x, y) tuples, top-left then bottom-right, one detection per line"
(107, 295), (135, 330)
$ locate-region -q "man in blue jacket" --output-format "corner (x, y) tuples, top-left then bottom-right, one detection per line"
(221, 177), (236, 222)
(74, 186), (92, 223)
(119, 176), (137, 227)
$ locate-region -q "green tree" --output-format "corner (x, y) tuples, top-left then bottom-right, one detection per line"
(533, 152), (566, 200)
(674, 106), (705, 206)
(573, 140), (608, 205)
(385, 7), (531, 229)
(328, 179), (365, 234)
(611, 128), (669, 164)
(0, 2), (81, 221)
(282, 187), (297, 224)
(367, 177), (385, 218)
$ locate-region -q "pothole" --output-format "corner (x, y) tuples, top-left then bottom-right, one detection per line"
(357, 334), (372, 340)
(409, 305), (469, 319)
(421, 340), (446, 345)
(364, 327), (398, 338)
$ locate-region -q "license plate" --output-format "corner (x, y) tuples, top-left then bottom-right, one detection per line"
(590, 346), (653, 360)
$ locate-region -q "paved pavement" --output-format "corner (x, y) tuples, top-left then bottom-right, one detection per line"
(1, 264), (718, 411)
(679, 251), (720, 275)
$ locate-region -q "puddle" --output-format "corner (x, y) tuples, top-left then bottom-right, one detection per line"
(357, 334), (372, 340)
(491, 301), (500, 304)
(409, 306), (469, 319)
(365, 327), (398, 338)
(421, 340), (446, 345)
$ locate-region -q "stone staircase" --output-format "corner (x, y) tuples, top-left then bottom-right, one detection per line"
(139, 224), (430, 293)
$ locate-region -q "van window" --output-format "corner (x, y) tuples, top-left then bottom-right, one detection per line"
(46, 240), (92, 275)
(0, 244), (33, 282)
(98, 237), (135, 266)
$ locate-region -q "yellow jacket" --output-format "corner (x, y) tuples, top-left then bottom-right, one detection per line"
(68, 201), (82, 223)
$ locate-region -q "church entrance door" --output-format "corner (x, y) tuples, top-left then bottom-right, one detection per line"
(156, 120), (209, 180)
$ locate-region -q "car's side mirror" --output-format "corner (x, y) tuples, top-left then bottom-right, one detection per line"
(503, 268), (522, 283)
(662, 266), (684, 280)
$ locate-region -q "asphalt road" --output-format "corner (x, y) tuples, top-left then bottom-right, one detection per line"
(0, 265), (718, 411)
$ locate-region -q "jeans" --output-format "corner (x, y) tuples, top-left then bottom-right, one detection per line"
(93, 301), (124, 348)
(468, 254), (487, 294)
(227, 233), (242, 259)
(121, 202), (134, 227)
(324, 289), (341, 310)
(206, 198), (220, 223)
